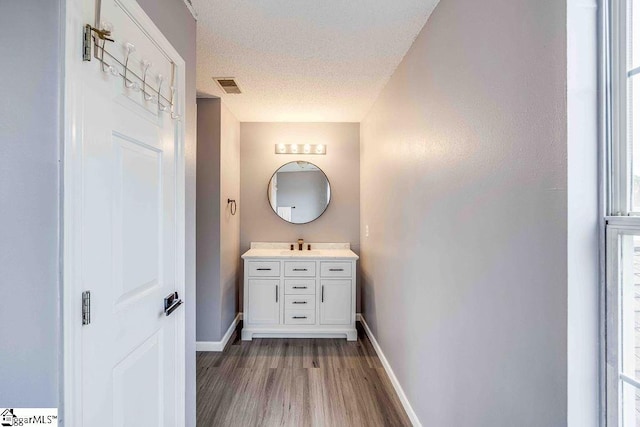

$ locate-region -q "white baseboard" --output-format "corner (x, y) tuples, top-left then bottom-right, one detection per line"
(358, 314), (422, 427)
(196, 312), (241, 352)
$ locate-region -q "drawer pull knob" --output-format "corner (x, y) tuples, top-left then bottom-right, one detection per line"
(329, 268), (344, 272)
(257, 268), (272, 271)
(293, 268), (308, 271)
(292, 286), (307, 289)
(292, 316), (307, 319)
(292, 301), (307, 304)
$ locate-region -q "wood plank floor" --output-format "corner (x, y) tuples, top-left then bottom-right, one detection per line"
(196, 322), (411, 427)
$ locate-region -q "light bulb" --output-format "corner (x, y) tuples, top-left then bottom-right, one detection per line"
(316, 144), (324, 153)
(278, 144), (286, 153)
(290, 144), (298, 153)
(303, 144), (311, 153)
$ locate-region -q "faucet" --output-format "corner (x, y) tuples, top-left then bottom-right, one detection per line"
(298, 238), (304, 251)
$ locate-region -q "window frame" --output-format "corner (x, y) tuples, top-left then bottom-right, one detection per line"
(604, 220), (640, 426)
(605, 0), (640, 425)
(609, 0), (630, 216)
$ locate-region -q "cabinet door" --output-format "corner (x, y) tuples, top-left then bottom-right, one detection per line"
(320, 280), (352, 325)
(247, 279), (280, 325)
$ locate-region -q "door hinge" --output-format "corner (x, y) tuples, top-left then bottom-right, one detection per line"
(82, 291), (91, 325)
(82, 24), (114, 61)
(83, 24), (92, 61)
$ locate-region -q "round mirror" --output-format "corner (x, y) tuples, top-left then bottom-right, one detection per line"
(267, 161), (331, 224)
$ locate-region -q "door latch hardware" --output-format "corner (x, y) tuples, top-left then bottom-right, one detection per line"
(164, 291), (183, 316)
(82, 291), (91, 325)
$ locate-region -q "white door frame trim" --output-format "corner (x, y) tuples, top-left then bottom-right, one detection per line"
(62, 0), (187, 425)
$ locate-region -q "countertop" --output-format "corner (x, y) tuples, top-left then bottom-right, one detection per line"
(241, 242), (359, 260)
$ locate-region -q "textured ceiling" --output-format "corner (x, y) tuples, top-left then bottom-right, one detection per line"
(193, 0), (439, 122)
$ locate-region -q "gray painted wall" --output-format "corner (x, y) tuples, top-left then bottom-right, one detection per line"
(240, 122), (360, 310)
(360, 0), (568, 425)
(112, 0), (197, 425)
(219, 102), (241, 337)
(196, 99), (222, 341)
(196, 98), (241, 342)
(0, 0), (63, 408)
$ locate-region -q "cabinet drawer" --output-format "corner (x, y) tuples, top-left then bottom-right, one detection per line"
(320, 262), (352, 277)
(284, 261), (316, 277)
(284, 279), (315, 295)
(284, 310), (316, 325)
(248, 261), (280, 277)
(285, 295), (316, 310)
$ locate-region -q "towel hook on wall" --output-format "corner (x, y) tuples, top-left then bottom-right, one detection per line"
(227, 199), (237, 216)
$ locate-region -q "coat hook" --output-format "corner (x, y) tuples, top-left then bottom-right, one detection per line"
(157, 74), (168, 111)
(123, 43), (136, 89)
(142, 60), (156, 101)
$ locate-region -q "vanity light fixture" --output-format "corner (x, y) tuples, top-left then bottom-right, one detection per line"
(274, 144), (327, 155)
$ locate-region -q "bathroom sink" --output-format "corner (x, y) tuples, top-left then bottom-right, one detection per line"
(279, 250), (326, 256)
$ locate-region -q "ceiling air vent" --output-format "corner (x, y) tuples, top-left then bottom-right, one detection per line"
(213, 78), (242, 94)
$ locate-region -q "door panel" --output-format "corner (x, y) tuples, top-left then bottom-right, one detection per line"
(112, 331), (163, 427)
(248, 280), (280, 324)
(320, 280), (351, 325)
(113, 135), (163, 304)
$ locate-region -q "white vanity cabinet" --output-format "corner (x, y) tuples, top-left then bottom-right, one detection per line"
(241, 243), (358, 341)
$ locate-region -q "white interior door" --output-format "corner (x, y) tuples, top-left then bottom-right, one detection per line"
(64, 0), (185, 426)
